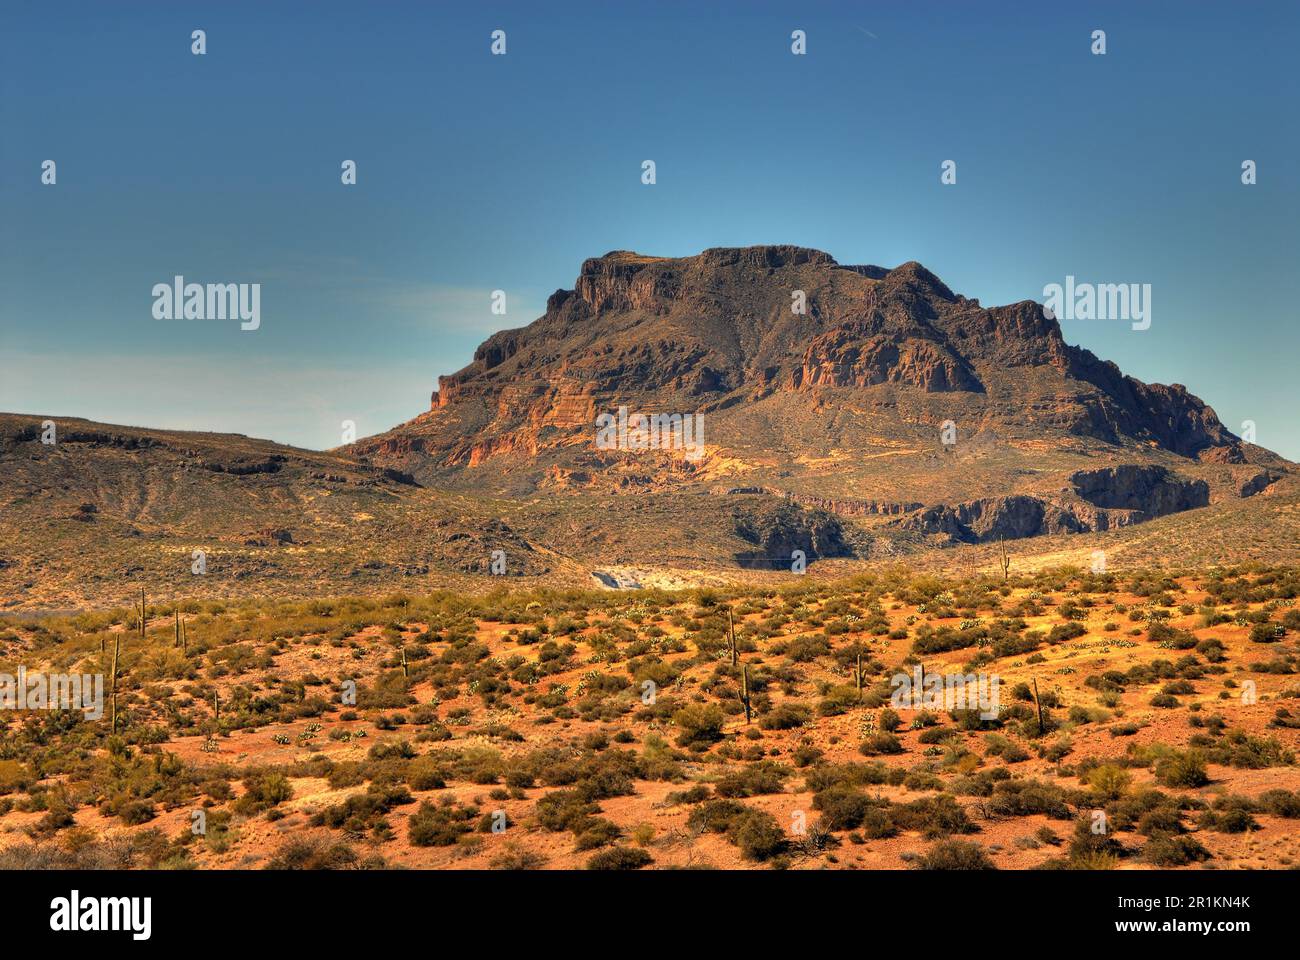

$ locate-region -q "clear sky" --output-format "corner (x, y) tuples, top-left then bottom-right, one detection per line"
(2, 1), (1297, 456)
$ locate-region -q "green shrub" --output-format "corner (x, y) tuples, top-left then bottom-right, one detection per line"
(1155, 751), (1209, 788)
(587, 846), (652, 870)
(915, 839), (995, 870)
(673, 704), (725, 747)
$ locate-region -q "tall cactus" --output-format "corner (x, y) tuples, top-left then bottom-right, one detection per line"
(740, 665), (752, 724)
(110, 634), (120, 734)
(728, 607), (737, 667)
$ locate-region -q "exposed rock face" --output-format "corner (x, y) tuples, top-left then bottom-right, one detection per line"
(900, 465), (1212, 544)
(793, 329), (981, 393)
(1069, 465), (1210, 514)
(1237, 470), (1282, 498)
(731, 500), (854, 564)
(901, 496), (1084, 544)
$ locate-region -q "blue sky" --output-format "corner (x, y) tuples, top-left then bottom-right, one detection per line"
(2, 1), (1297, 455)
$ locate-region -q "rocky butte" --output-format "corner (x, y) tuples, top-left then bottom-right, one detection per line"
(349, 245), (1286, 556)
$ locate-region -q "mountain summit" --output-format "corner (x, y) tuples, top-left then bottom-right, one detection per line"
(354, 245), (1271, 500)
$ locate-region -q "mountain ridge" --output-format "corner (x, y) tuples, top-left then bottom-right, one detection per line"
(352, 245), (1277, 492)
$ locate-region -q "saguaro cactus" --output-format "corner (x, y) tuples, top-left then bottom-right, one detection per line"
(740, 665), (752, 724)
(401, 648), (409, 678)
(998, 535), (1011, 581)
(728, 607), (737, 667)
(139, 586), (146, 638)
(110, 635), (120, 734)
(855, 651), (864, 699)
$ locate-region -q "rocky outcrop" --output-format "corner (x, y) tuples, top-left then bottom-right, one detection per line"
(1237, 469), (1281, 498)
(792, 330), (981, 393)
(900, 465), (1212, 544)
(732, 500), (854, 564)
(1069, 465), (1209, 514)
(901, 496), (1086, 544)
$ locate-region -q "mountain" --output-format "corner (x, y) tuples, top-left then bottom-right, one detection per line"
(2, 246), (1293, 609)
(352, 245), (1287, 535)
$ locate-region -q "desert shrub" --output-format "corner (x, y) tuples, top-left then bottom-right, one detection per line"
(574, 816), (622, 850)
(1135, 806), (1185, 837)
(759, 703), (810, 730)
(859, 732), (904, 756)
(313, 783), (413, 836)
(1198, 797), (1257, 833)
(408, 800), (478, 846)
(266, 837), (361, 870)
(535, 790), (599, 832)
(407, 756), (449, 791)
(587, 846), (652, 870)
(1066, 817), (1126, 865)
(816, 686), (863, 717)
(1250, 622), (1285, 643)
(1154, 751), (1209, 788)
(0, 760), (32, 795)
(1087, 764), (1132, 800)
(812, 786), (877, 831)
(729, 808), (787, 861)
(915, 839), (995, 870)
(233, 772), (292, 815)
(673, 704), (725, 747)
(489, 843), (548, 870)
(1047, 622), (1087, 644)
(1258, 789), (1300, 818)
(687, 798), (749, 834)
(1208, 731), (1293, 769)
(784, 635), (830, 662)
(892, 794), (975, 838)
(803, 762), (891, 792)
(983, 734), (1029, 763)
(918, 727), (957, 745)
(714, 761), (789, 798)
(1142, 833), (1210, 866)
(988, 779), (1072, 819)
(666, 784), (711, 805)
(116, 800), (156, 826)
